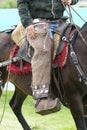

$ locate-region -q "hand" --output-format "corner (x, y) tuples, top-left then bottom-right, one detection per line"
(26, 25), (36, 39)
(61, 0), (72, 5)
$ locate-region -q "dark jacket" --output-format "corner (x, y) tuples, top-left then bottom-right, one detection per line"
(17, 0), (79, 28)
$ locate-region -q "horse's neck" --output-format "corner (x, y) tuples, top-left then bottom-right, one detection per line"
(74, 25), (87, 74)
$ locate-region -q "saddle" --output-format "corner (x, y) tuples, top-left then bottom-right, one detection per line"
(6, 21), (78, 75)
(18, 22), (77, 61)
(53, 22), (76, 55)
(4, 25), (17, 34)
(16, 39), (34, 63)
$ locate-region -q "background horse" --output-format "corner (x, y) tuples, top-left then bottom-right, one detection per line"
(0, 22), (87, 130)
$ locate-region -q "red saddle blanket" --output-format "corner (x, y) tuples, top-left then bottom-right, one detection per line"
(7, 44), (68, 75)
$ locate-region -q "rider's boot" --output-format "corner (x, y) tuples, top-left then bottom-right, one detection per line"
(32, 84), (61, 115)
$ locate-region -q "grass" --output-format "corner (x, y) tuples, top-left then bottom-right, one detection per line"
(0, 91), (76, 130)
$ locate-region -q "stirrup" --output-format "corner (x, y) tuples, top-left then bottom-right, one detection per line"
(35, 97), (61, 115)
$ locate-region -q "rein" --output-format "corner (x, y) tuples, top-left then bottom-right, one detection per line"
(0, 76), (8, 124)
(64, 5), (87, 46)
(0, 83), (8, 124)
(0, 61), (14, 123)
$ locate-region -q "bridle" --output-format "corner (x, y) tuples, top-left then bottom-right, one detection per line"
(63, 4), (87, 46)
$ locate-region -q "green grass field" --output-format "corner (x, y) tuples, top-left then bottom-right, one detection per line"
(0, 91), (76, 130)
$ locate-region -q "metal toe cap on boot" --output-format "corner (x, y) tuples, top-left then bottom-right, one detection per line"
(35, 97), (61, 115)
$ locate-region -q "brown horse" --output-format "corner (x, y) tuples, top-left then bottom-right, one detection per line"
(0, 22), (87, 130)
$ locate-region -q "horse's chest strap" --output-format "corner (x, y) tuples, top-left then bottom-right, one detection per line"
(69, 44), (87, 85)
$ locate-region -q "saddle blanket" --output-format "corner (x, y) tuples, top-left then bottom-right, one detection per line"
(7, 44), (68, 75)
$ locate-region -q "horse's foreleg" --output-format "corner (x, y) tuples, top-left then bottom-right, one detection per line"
(9, 89), (31, 130)
(68, 93), (87, 130)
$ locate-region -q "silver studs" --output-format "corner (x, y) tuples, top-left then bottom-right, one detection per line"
(40, 90), (43, 93)
(43, 85), (46, 88)
(36, 91), (39, 94)
(35, 85), (37, 89)
(44, 89), (48, 93)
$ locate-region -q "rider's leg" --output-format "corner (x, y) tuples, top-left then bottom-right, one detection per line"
(31, 36), (60, 115)
(28, 22), (61, 115)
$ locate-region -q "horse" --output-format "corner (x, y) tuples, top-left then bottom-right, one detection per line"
(0, 22), (87, 130)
